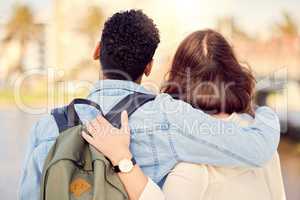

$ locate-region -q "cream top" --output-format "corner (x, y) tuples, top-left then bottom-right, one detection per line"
(139, 113), (286, 200)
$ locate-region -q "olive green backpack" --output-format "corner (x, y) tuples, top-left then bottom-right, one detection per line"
(40, 93), (155, 200)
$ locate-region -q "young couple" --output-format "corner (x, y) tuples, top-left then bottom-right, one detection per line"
(19, 10), (285, 200)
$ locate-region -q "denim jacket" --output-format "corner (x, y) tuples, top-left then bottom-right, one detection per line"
(19, 80), (280, 200)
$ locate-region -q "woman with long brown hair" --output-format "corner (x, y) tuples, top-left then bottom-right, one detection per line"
(162, 29), (255, 116)
(83, 29), (285, 199)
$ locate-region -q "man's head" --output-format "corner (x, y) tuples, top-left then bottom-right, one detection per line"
(94, 10), (160, 82)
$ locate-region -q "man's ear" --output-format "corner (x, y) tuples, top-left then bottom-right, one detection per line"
(144, 60), (153, 77)
(93, 42), (101, 60)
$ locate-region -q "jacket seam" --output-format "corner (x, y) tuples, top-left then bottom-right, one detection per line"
(163, 113), (179, 160)
(148, 133), (159, 181)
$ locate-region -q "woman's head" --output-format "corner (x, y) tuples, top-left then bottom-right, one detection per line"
(163, 29), (255, 115)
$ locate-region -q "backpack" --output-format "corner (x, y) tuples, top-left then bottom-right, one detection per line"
(40, 92), (156, 200)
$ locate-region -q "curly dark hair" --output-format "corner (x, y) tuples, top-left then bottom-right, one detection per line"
(100, 10), (160, 81)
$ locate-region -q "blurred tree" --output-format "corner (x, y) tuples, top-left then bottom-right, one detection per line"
(275, 12), (299, 37)
(71, 6), (104, 80)
(216, 17), (252, 40)
(78, 6), (104, 47)
(3, 4), (40, 76)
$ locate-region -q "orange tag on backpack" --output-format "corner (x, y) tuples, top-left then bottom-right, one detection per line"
(70, 178), (91, 198)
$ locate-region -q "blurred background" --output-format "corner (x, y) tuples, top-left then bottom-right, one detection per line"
(0, 0), (300, 199)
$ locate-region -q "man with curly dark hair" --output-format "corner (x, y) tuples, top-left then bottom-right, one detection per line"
(20, 9), (280, 200)
(96, 10), (160, 81)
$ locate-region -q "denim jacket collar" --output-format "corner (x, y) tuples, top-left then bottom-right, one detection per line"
(89, 79), (154, 97)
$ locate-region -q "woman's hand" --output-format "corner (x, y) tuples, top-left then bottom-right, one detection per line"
(81, 111), (132, 165)
(82, 111), (161, 200)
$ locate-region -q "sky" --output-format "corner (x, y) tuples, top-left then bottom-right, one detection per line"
(0, 0), (299, 36)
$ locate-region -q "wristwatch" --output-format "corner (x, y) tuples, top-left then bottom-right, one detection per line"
(113, 157), (136, 173)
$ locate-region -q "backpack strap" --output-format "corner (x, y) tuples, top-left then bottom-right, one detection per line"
(51, 98), (103, 133)
(51, 93), (155, 132)
(105, 92), (156, 128)
(51, 106), (68, 133)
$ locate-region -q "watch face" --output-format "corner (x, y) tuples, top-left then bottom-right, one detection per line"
(119, 159), (133, 173)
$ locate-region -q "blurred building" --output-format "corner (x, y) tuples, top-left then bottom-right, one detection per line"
(0, 0), (299, 82)
(217, 17), (300, 79)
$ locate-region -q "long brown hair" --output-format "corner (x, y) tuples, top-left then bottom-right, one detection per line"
(162, 29), (255, 115)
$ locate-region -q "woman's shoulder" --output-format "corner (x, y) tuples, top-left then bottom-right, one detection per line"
(228, 113), (254, 126)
